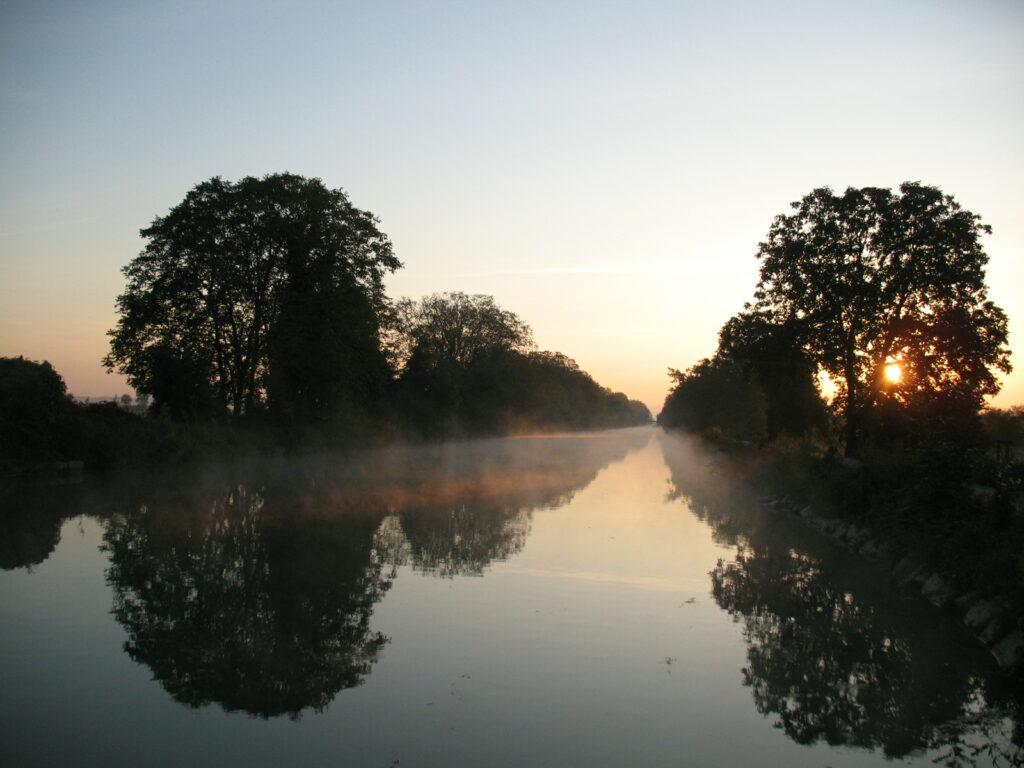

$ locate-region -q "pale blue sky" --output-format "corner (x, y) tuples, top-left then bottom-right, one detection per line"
(2, 0), (1022, 412)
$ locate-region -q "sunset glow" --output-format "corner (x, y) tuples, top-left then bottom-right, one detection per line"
(1, 2), (1022, 412)
(2, 4), (1024, 766)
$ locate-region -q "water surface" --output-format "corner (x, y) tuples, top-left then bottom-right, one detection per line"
(1, 428), (1020, 766)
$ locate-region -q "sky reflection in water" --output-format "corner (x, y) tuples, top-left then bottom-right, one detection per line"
(0, 428), (1020, 767)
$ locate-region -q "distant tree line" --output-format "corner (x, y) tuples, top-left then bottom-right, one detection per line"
(1, 173), (649, 471)
(0, 355), (243, 473)
(388, 293), (650, 438)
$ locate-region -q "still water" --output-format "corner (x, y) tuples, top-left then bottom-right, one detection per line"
(1, 428), (1020, 767)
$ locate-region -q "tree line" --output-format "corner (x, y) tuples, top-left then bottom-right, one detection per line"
(2, 173), (649, 471)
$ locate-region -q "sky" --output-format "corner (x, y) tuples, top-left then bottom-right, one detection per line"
(1, 0), (1022, 414)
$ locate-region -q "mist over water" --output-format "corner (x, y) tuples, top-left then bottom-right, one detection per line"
(1, 428), (1019, 767)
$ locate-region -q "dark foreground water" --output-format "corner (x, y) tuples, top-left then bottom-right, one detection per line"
(1, 428), (1020, 767)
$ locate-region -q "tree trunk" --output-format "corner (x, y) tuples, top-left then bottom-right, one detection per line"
(844, 367), (859, 457)
(843, 336), (860, 457)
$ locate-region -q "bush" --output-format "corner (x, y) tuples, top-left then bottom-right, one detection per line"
(0, 357), (78, 470)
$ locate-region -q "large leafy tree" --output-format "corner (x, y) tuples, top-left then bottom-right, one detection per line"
(753, 182), (1009, 453)
(105, 174), (399, 420)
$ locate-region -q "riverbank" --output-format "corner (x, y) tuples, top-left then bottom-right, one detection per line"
(669, 431), (1024, 673)
(1, 356), (653, 477)
(757, 492), (1024, 671)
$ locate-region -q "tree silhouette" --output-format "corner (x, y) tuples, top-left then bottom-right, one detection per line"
(753, 183), (1009, 454)
(717, 311), (826, 439)
(0, 356), (77, 467)
(659, 358), (767, 442)
(390, 292), (533, 372)
(105, 174), (399, 421)
(104, 482), (393, 718)
(390, 293), (651, 437)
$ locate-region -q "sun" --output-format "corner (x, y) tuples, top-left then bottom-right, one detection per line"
(884, 362), (902, 384)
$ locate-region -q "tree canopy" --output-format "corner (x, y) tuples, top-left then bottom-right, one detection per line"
(94, 175), (654, 448)
(391, 292), (650, 437)
(0, 356), (74, 466)
(390, 292), (533, 373)
(753, 182), (1009, 452)
(717, 311), (826, 440)
(105, 173), (399, 421)
(659, 357), (768, 442)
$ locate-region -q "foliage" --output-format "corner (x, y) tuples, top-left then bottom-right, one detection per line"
(983, 407), (1024, 446)
(391, 293), (650, 438)
(718, 310), (827, 439)
(0, 356), (265, 472)
(100, 176), (650, 448)
(105, 173), (399, 422)
(658, 357), (767, 443)
(745, 434), (1024, 602)
(752, 182), (1010, 453)
(0, 356), (76, 468)
(389, 292), (533, 372)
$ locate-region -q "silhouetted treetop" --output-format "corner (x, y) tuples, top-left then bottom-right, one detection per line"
(388, 293), (649, 437)
(100, 174), (650, 443)
(105, 173), (399, 420)
(390, 292), (534, 372)
(716, 311), (826, 439)
(0, 356), (75, 468)
(753, 182), (1009, 453)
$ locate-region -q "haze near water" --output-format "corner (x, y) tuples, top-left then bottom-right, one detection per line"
(1, 428), (1019, 767)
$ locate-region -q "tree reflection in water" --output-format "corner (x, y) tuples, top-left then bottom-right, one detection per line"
(661, 432), (1023, 767)
(386, 433), (642, 577)
(104, 484), (392, 719)
(101, 430), (645, 718)
(0, 482), (80, 571)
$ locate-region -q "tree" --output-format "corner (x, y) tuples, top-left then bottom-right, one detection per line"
(0, 356), (75, 466)
(717, 311), (826, 439)
(391, 292), (534, 373)
(659, 358), (768, 442)
(390, 293), (534, 435)
(389, 293), (651, 436)
(105, 174), (399, 422)
(753, 183), (1009, 454)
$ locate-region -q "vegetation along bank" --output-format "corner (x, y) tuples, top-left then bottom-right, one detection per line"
(658, 182), (1024, 670)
